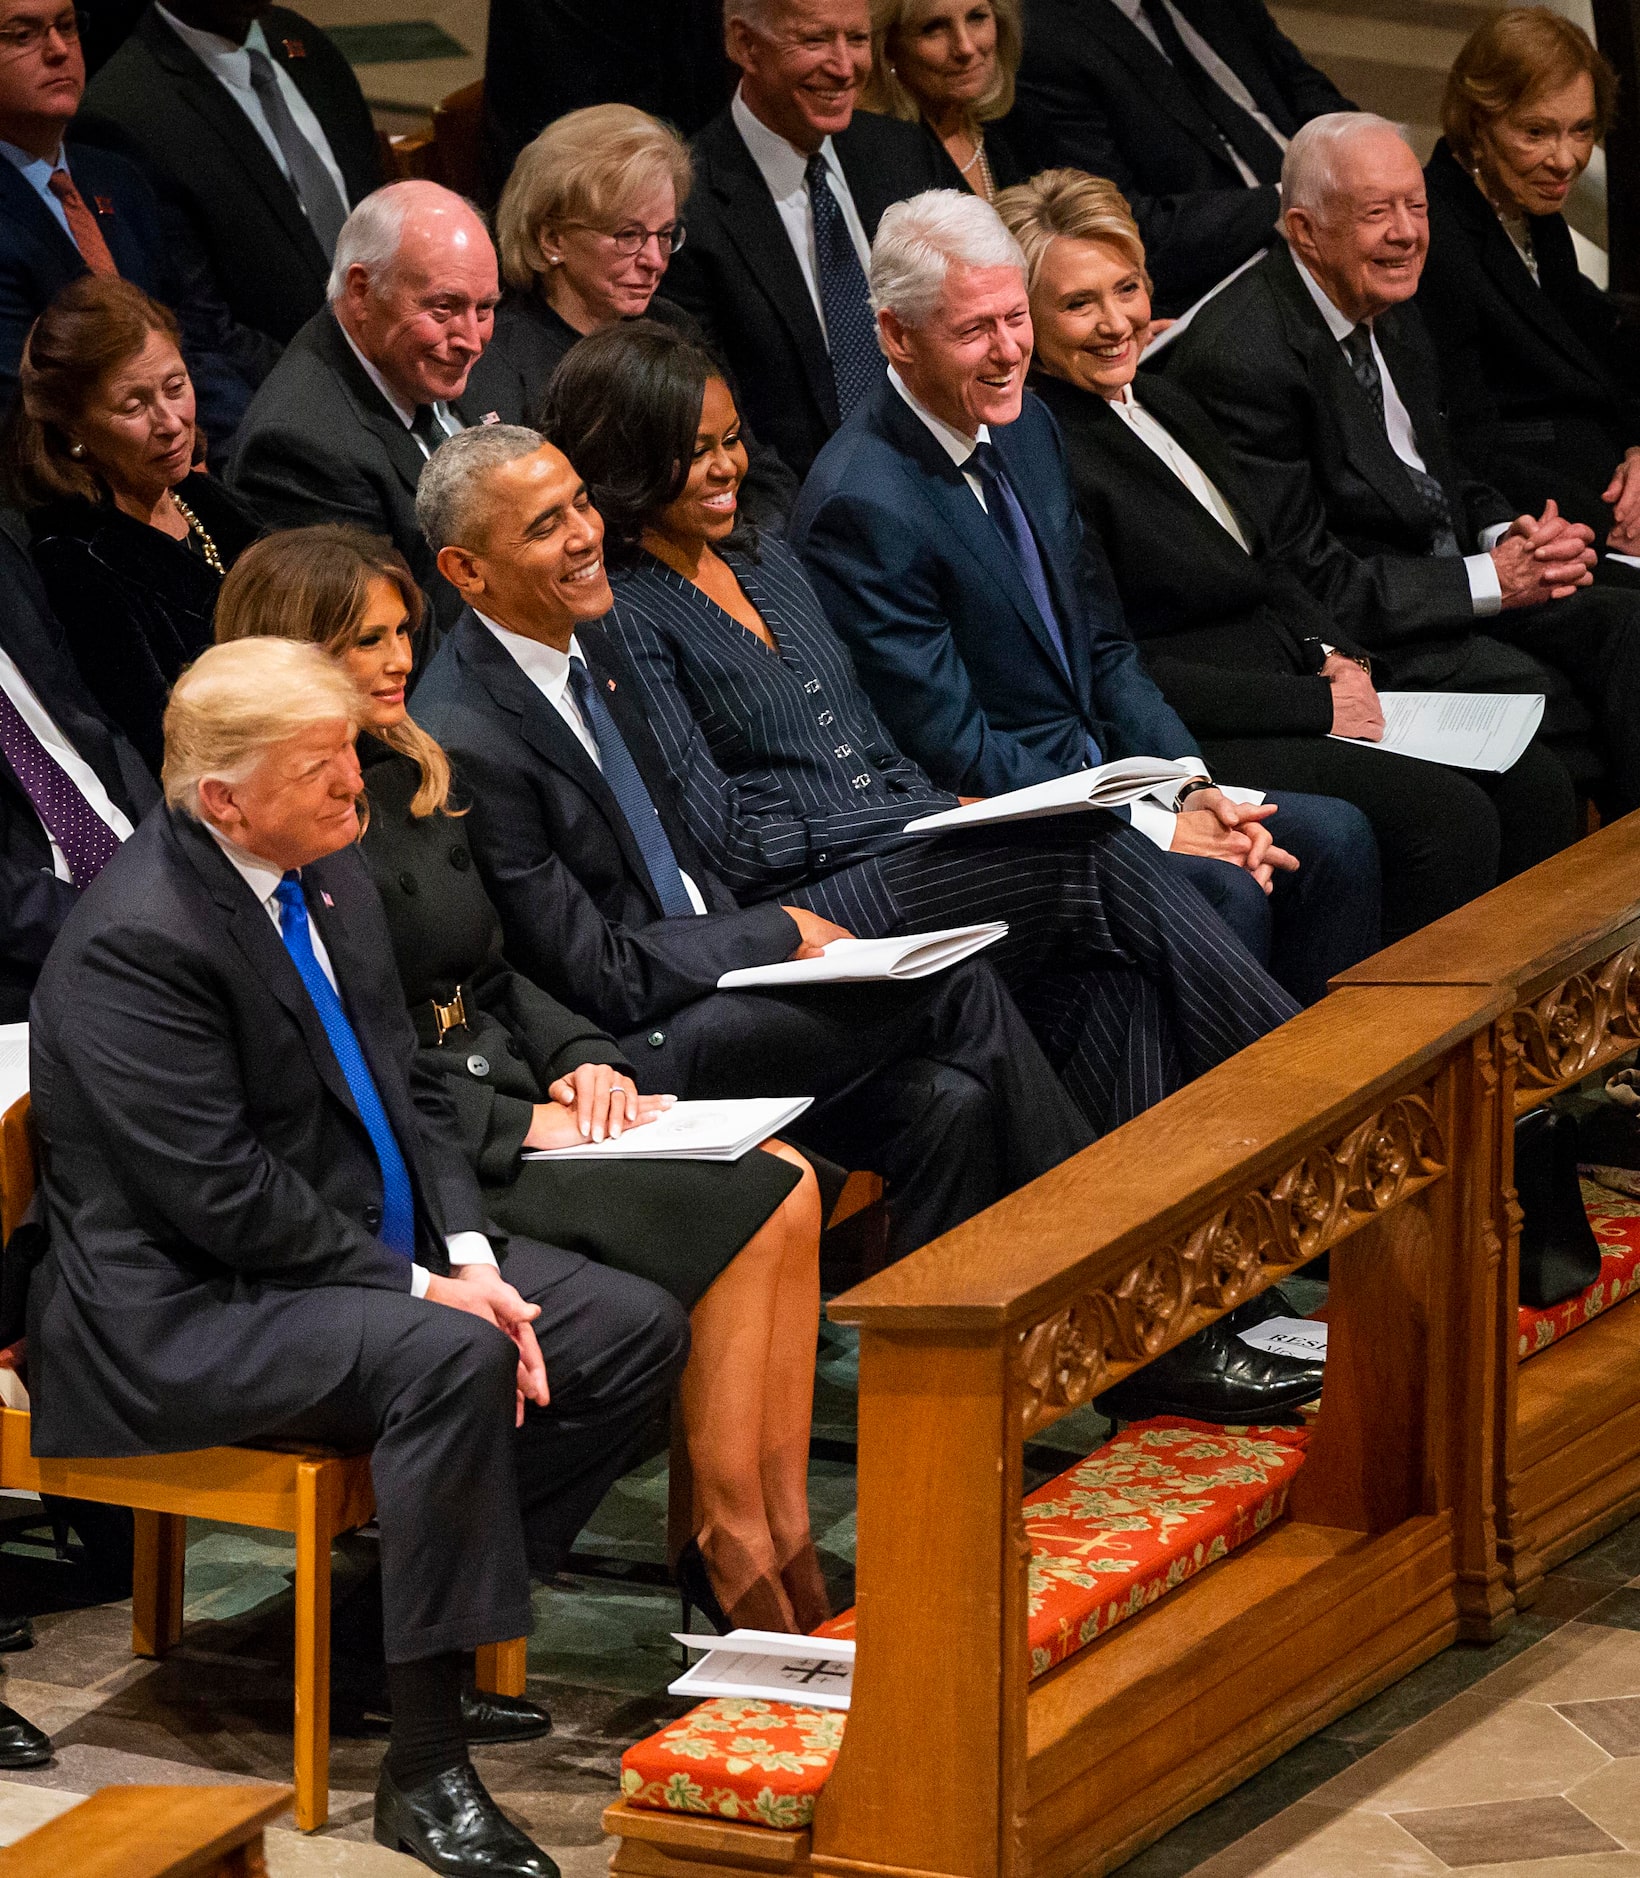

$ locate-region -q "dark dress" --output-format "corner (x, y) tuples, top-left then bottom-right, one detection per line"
(28, 471), (261, 776)
(1419, 138), (1640, 540)
(492, 289), (800, 533)
(911, 109), (1037, 196)
(357, 737), (801, 1310)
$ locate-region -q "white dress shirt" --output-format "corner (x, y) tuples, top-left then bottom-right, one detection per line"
(154, 7), (350, 214)
(476, 615), (710, 914)
(884, 371), (1207, 849)
(0, 139), (75, 244)
(1108, 0), (1288, 189)
(0, 647), (133, 880)
(731, 87), (872, 345)
(209, 828), (497, 1295)
(1110, 382), (1250, 551)
(338, 324), (459, 452)
(1293, 256), (1507, 615)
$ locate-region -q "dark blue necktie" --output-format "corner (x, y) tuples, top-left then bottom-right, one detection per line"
(566, 659), (698, 918)
(805, 152), (881, 423)
(966, 442), (1102, 766)
(273, 873), (416, 1257)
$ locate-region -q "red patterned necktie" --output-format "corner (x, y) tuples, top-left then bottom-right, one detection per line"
(47, 168), (119, 278)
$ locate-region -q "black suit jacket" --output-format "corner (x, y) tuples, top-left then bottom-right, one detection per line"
(227, 310), (526, 634)
(1033, 367), (1352, 737)
(662, 107), (961, 479)
(83, 5), (383, 347)
(789, 375), (1199, 797)
(410, 612), (801, 1034)
(1418, 138), (1640, 537)
(0, 529), (156, 1022)
(1015, 0), (1350, 312)
(26, 807), (484, 1458)
(0, 133), (260, 452)
(1166, 243), (1519, 667)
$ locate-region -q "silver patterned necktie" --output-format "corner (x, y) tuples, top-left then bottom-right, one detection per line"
(245, 47), (348, 259)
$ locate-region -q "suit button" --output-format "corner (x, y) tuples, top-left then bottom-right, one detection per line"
(450, 847), (471, 872)
(398, 872), (418, 896)
(647, 1030), (665, 1047)
(466, 1054), (490, 1077)
(363, 1203), (382, 1231)
(816, 852), (828, 866)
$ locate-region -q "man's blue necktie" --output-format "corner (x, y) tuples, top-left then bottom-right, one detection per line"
(272, 873), (416, 1257)
(805, 152), (881, 422)
(565, 659), (698, 918)
(966, 442), (1103, 766)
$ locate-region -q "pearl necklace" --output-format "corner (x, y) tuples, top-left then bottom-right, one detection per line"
(169, 493), (224, 576)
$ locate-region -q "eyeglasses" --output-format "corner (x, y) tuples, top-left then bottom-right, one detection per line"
(561, 220), (686, 258)
(0, 7), (84, 55)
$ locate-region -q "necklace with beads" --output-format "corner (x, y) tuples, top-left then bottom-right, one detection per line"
(954, 128), (994, 199)
(168, 493), (224, 576)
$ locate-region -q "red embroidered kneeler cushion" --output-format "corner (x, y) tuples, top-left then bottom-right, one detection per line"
(620, 1418), (1310, 1829)
(1518, 1181), (1640, 1362)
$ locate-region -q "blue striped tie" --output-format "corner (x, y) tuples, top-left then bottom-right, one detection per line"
(273, 873), (416, 1257)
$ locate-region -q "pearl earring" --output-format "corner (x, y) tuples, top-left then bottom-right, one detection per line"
(68, 442), (84, 458)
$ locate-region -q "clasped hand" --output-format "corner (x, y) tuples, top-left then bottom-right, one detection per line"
(522, 1061), (675, 1148)
(1492, 499), (1597, 607)
(1323, 651), (1385, 741)
(1603, 447), (1640, 555)
(1170, 787), (1298, 893)
(425, 1264), (550, 1427)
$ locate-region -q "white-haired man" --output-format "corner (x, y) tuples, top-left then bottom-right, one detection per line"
(662, 0), (960, 478)
(26, 636), (688, 1877)
(228, 179), (525, 633)
(1168, 111), (1640, 817)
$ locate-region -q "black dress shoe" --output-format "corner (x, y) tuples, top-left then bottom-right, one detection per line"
(375, 1762), (559, 1876)
(355, 1690), (553, 1745)
(1096, 1298), (1323, 1425)
(0, 1701), (52, 1768)
(0, 1614), (33, 1653)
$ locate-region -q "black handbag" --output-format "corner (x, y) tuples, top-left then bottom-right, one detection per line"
(1515, 1107), (1602, 1308)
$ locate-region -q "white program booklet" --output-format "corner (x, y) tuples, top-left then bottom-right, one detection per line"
(717, 922), (1006, 989)
(522, 1096), (812, 1163)
(669, 1629), (855, 1711)
(0, 1023), (27, 1118)
(902, 759), (1201, 836)
(1330, 692), (1544, 772)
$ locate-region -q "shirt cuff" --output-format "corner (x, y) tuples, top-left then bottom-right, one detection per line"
(447, 1230), (500, 1268)
(1479, 522), (1511, 551)
(409, 1262), (431, 1300)
(1130, 797), (1178, 851)
(1465, 551), (1503, 617)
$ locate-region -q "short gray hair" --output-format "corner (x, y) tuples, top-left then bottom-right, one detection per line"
(1281, 111), (1415, 221)
(415, 424), (547, 552)
(869, 189), (1026, 330)
(723, 0), (783, 33)
(327, 180), (488, 304)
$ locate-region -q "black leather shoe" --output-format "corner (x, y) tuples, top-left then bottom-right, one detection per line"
(1096, 1299), (1323, 1425)
(0, 1614), (33, 1653)
(375, 1762), (559, 1876)
(0, 1701), (52, 1768)
(355, 1690), (553, 1745)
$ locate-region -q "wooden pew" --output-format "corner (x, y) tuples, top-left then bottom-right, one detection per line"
(605, 974), (1515, 1878)
(0, 1784), (291, 1877)
(1336, 808), (1640, 1602)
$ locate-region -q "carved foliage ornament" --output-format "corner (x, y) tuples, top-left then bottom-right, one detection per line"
(1508, 941), (1640, 1106)
(1014, 1094), (1446, 1435)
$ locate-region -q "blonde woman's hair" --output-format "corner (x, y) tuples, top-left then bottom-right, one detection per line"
(495, 105), (693, 294)
(214, 525), (455, 818)
(163, 639), (362, 819)
(994, 169), (1150, 292)
(861, 0), (1021, 124)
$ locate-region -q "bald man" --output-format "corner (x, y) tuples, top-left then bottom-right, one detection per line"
(228, 179), (525, 637)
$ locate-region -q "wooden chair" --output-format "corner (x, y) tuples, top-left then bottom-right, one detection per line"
(0, 1095), (526, 1832)
(0, 1783), (291, 1877)
(384, 80), (487, 199)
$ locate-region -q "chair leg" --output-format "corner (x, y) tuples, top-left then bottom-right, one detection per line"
(474, 1637), (528, 1698)
(293, 1461), (332, 1833)
(130, 1510), (186, 1659)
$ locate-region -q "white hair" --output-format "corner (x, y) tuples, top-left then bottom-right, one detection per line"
(326, 180), (488, 304)
(868, 189), (1026, 331)
(723, 0), (783, 33)
(1281, 111), (1415, 221)
(415, 423), (548, 552)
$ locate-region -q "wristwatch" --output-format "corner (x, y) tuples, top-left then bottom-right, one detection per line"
(1172, 776), (1215, 813)
(1300, 637), (1372, 677)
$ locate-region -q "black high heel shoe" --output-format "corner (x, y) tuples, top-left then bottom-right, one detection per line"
(675, 1537), (730, 1636)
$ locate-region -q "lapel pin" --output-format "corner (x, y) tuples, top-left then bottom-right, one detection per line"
(93, 195), (114, 216)
(321, 889), (334, 907)
(480, 411), (501, 425)
(282, 36), (306, 55)
(607, 678), (617, 692)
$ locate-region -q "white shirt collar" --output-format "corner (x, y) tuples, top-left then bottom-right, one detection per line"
(887, 366), (989, 470)
(338, 319), (419, 428)
(1291, 251), (1359, 344)
(477, 612), (583, 699)
(155, 4), (268, 69)
(731, 85), (842, 200)
(207, 823), (290, 910)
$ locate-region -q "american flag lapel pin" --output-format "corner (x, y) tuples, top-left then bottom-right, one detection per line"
(282, 36), (306, 55)
(321, 890), (335, 907)
(94, 195), (115, 216)
(607, 678), (617, 692)
(480, 411), (501, 425)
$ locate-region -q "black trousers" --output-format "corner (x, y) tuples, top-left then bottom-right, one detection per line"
(1201, 734), (1579, 947)
(623, 961), (1093, 1259)
(257, 1241), (688, 1663)
(878, 817), (1300, 1135)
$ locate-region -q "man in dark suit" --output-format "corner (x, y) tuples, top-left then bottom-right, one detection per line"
(1167, 111), (1640, 814)
(228, 180), (524, 637)
(0, 519), (155, 1022)
(82, 0), (382, 348)
(661, 0), (960, 479)
(790, 191), (1380, 1009)
(28, 634), (687, 1875)
(408, 425), (1098, 1265)
(1015, 0), (1352, 313)
(0, 0), (265, 449)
